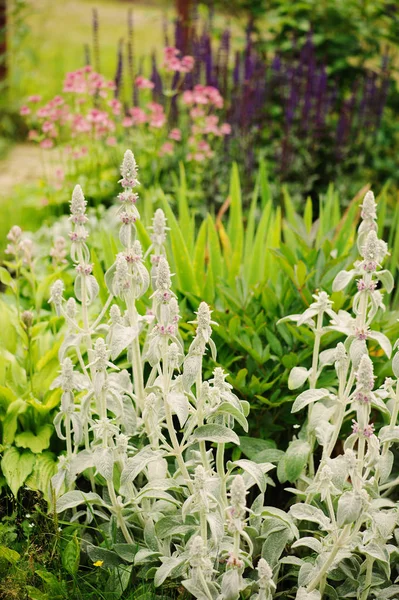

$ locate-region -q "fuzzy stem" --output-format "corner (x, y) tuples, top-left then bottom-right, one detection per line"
(307, 525), (350, 592)
(360, 555), (374, 600)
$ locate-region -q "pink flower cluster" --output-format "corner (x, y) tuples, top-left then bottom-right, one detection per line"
(20, 48), (231, 172)
(183, 85), (224, 109)
(163, 47), (194, 73)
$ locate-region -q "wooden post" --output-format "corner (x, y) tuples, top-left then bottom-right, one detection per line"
(176, 0), (192, 54)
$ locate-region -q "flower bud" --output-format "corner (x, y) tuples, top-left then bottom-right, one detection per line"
(21, 310), (34, 329)
(155, 256), (172, 291)
(257, 558), (274, 589)
(110, 304), (122, 325)
(94, 338), (108, 370)
(66, 297), (77, 320)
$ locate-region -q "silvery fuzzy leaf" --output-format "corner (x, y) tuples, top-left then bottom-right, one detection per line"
(71, 450), (94, 475)
(182, 355), (202, 390)
(182, 579), (219, 600)
(374, 586), (399, 599)
(392, 352), (399, 378)
(86, 275), (99, 304)
(209, 337), (217, 361)
(212, 402), (248, 432)
(318, 348), (337, 367)
(314, 420), (335, 447)
(207, 512), (224, 544)
(119, 223), (134, 248)
(292, 389), (330, 413)
(57, 334), (82, 363)
(361, 540), (390, 564)
(220, 568), (245, 600)
(372, 510), (398, 540)
(229, 459), (274, 493)
(337, 491), (363, 526)
(167, 392), (190, 428)
(154, 555), (187, 587)
(288, 367), (310, 390)
(120, 447), (161, 486)
(93, 447), (114, 481)
(192, 424), (239, 445)
(297, 563), (317, 589)
(147, 458), (168, 482)
(133, 262), (150, 297)
(369, 331), (392, 358)
(87, 545), (122, 568)
(290, 504), (331, 531)
(71, 413), (83, 445)
(280, 556), (305, 566)
(261, 507), (299, 539)
(56, 490), (106, 513)
(349, 338), (367, 368)
(377, 450), (394, 484)
(109, 323), (139, 360)
(104, 262), (117, 295)
(379, 426), (399, 444)
(279, 439), (311, 483)
(135, 489), (180, 506)
(121, 396), (137, 436)
(376, 270), (395, 293)
(134, 548), (161, 565)
(292, 537), (323, 554)
(296, 587), (321, 600)
(297, 307), (319, 327)
(51, 468), (66, 498)
(370, 393), (390, 417)
(332, 269), (355, 292)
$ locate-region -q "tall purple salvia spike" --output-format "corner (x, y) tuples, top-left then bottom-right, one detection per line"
(162, 11), (169, 47)
(127, 8), (136, 105)
(151, 53), (163, 103)
(114, 38), (124, 99)
(84, 44), (91, 67)
(92, 8), (100, 73)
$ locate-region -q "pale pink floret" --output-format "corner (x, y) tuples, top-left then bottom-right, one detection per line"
(129, 107), (147, 125)
(106, 136), (117, 147)
(20, 105), (31, 116)
(159, 142), (174, 156)
(122, 117), (134, 128)
(135, 76), (155, 90)
(169, 128), (182, 141)
(40, 139), (54, 149)
(27, 95), (42, 103)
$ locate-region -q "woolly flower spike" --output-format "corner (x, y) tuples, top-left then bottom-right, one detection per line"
(361, 191), (377, 222)
(257, 558), (275, 590)
(356, 355), (375, 392)
(110, 304), (122, 325)
(113, 253), (130, 297)
(66, 297), (77, 320)
(150, 209), (168, 247)
(155, 256), (172, 291)
(192, 302), (217, 343)
(230, 474), (246, 518)
(361, 230), (388, 270)
(49, 279), (64, 315)
(193, 464), (206, 492)
(189, 536), (205, 568)
(120, 150), (139, 188)
(70, 185), (87, 217)
(93, 338), (109, 371)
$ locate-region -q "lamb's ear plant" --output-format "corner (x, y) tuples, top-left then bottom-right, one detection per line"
(49, 150), (285, 599)
(279, 190), (399, 600)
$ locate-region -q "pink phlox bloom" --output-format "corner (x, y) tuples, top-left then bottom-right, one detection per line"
(135, 76), (155, 89)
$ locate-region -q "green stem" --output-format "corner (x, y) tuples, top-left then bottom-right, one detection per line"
(360, 555), (374, 600)
(307, 525), (350, 592)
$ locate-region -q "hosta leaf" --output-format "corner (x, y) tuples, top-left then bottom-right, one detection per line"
(15, 424), (53, 454)
(0, 545), (20, 564)
(1, 447), (35, 496)
(2, 399), (27, 444)
(25, 452), (58, 500)
(192, 424), (239, 445)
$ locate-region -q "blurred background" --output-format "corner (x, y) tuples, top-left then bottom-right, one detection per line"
(1, 0), (399, 249)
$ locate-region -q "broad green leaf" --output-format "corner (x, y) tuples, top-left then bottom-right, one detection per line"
(239, 437), (275, 459)
(192, 219), (208, 293)
(25, 452), (58, 500)
(162, 196), (199, 295)
(1, 447), (35, 496)
(227, 163), (244, 286)
(0, 545), (20, 564)
(281, 439), (311, 483)
(15, 424), (53, 454)
(3, 399), (27, 444)
(62, 533), (80, 575)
